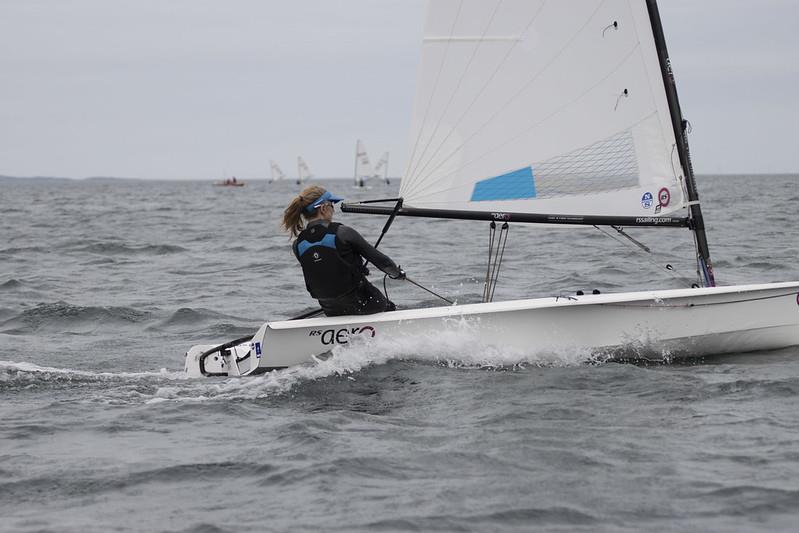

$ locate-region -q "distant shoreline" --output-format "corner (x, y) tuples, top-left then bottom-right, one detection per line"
(1, 173), (796, 183)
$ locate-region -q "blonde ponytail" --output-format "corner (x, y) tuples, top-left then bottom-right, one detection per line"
(282, 185), (327, 237)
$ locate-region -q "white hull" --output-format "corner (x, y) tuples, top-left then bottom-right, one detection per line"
(185, 282), (799, 377)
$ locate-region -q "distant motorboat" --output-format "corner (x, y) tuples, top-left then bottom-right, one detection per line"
(214, 177), (245, 187)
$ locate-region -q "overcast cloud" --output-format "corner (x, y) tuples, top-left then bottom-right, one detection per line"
(1, 0), (797, 179)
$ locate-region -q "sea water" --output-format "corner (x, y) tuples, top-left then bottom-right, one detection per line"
(1, 175), (798, 532)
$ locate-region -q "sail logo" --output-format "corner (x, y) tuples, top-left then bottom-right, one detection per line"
(309, 326), (376, 345)
(636, 217), (675, 225)
(641, 192), (654, 209)
(658, 188), (671, 207)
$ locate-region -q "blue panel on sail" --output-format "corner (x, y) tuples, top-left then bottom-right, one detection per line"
(470, 166), (536, 201)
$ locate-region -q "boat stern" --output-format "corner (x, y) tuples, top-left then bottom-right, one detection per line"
(184, 340), (262, 378)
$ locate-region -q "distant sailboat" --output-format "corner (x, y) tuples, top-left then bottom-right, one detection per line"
(297, 156), (313, 185)
(269, 160), (286, 183)
(354, 140), (390, 187)
(373, 152), (390, 185)
(353, 139), (372, 187)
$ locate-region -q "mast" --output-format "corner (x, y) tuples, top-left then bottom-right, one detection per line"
(645, 0), (715, 287)
(296, 156), (301, 185)
(353, 140), (359, 187)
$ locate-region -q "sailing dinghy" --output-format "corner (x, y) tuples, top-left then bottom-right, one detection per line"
(269, 160), (286, 183)
(354, 139), (374, 188)
(185, 0), (799, 377)
(296, 156), (313, 185)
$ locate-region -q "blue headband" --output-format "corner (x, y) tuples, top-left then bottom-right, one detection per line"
(304, 190), (344, 213)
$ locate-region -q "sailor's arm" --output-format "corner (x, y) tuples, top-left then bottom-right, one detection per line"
(337, 225), (403, 278)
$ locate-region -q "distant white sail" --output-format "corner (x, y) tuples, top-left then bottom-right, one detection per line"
(297, 156), (313, 184)
(354, 139), (374, 187)
(270, 160), (286, 182)
(400, 0), (686, 218)
(373, 152), (390, 184)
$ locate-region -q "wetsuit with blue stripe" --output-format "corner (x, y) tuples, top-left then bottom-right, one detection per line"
(293, 220), (400, 316)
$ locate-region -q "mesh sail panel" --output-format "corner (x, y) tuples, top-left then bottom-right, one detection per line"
(534, 130), (638, 199)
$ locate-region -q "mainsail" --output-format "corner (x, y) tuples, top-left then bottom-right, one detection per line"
(400, 0), (689, 219)
(343, 0), (714, 285)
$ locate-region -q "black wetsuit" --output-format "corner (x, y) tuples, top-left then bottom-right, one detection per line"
(293, 220), (401, 317)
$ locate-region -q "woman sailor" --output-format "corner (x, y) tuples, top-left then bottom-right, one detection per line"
(282, 186), (405, 316)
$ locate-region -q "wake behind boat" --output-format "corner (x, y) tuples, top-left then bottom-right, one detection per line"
(185, 0), (799, 377)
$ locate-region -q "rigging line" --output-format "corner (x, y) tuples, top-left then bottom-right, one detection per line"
(670, 143), (688, 195)
(405, 0), (505, 184)
(403, 0), (608, 198)
(592, 225), (694, 286)
(402, 0), (465, 185)
(406, 276), (455, 305)
(610, 225), (650, 253)
(488, 222), (509, 303)
(403, 0), (548, 198)
(408, 39), (643, 200)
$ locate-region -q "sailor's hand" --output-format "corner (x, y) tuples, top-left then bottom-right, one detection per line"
(390, 267), (406, 280)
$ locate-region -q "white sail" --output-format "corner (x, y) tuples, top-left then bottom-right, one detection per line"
(270, 160), (286, 182)
(400, 0), (686, 218)
(354, 139), (374, 187)
(297, 156), (313, 184)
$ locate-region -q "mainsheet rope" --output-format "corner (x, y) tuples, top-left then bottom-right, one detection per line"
(483, 221), (509, 302)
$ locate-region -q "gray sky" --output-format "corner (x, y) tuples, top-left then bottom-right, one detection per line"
(1, 0), (797, 180)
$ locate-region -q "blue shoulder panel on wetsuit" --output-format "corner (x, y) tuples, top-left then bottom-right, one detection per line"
(297, 233), (337, 256)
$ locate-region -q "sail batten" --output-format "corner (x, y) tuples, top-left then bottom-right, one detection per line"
(424, 36), (523, 42)
(400, 0), (687, 220)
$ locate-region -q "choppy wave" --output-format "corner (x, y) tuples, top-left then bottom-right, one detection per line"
(160, 307), (231, 326)
(0, 360), (181, 386)
(151, 308), (259, 337)
(0, 461), (276, 504)
(72, 242), (187, 255)
(0, 279), (24, 290)
(734, 258), (789, 270)
(362, 506), (600, 530)
(0, 246), (49, 256)
(0, 301), (152, 334)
